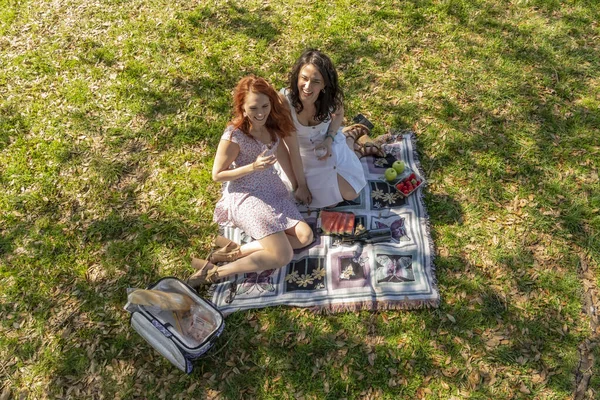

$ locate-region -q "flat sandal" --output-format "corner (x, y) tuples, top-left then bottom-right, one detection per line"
(212, 235), (240, 253)
(342, 124), (370, 142)
(356, 136), (385, 158)
(188, 258), (220, 286)
(209, 247), (241, 264)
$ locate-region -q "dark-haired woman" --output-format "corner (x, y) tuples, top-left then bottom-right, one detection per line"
(279, 49), (367, 209)
(189, 75), (313, 286)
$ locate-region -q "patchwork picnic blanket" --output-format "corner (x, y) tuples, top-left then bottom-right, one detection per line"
(209, 132), (439, 315)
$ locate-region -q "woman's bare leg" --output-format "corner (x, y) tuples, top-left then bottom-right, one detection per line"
(216, 231), (294, 278)
(284, 221), (314, 249)
(238, 240), (263, 258)
(234, 220), (313, 259)
(337, 174), (360, 201)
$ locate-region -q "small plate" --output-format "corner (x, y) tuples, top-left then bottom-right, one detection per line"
(379, 167), (425, 197)
(378, 166), (413, 187)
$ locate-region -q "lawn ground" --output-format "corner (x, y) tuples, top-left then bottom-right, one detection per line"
(1, 0), (599, 398)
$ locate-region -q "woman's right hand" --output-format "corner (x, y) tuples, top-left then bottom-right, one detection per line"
(294, 184), (312, 205)
(252, 149), (277, 171)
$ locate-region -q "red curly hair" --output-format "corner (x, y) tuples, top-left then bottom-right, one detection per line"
(231, 75), (295, 140)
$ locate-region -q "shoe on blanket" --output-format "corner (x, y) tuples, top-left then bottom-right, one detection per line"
(342, 124), (370, 142)
(209, 235), (241, 264)
(354, 135), (385, 158)
(188, 258), (220, 287)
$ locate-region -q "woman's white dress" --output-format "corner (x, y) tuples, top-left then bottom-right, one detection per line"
(280, 89), (367, 208)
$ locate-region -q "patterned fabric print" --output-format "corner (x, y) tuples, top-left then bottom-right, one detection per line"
(368, 153), (400, 175)
(370, 181), (405, 209)
(225, 270), (277, 304)
(374, 254), (415, 283)
(340, 251), (368, 280)
(210, 133), (439, 314)
(285, 258), (326, 292)
(213, 128), (303, 240)
(236, 270), (276, 295)
(374, 217), (409, 243)
(329, 245), (372, 290)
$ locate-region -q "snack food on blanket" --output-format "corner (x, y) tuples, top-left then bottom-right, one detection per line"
(394, 172), (422, 196)
(319, 211), (356, 236)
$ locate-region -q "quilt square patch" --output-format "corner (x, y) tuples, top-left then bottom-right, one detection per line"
(285, 257), (327, 292)
(374, 254), (415, 283)
(330, 246), (371, 290)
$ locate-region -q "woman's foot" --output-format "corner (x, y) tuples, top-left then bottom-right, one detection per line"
(188, 258), (220, 287)
(213, 235), (240, 251)
(209, 235), (242, 264)
(373, 132), (396, 145)
(354, 135), (385, 158)
(342, 124), (370, 142)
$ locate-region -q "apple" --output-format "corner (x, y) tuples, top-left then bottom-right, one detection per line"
(384, 168), (397, 182)
(392, 160), (405, 174)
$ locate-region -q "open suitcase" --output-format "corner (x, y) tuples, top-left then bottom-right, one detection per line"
(125, 277), (225, 373)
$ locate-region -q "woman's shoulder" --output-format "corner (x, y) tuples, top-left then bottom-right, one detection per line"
(279, 88), (292, 105)
(221, 126), (246, 143)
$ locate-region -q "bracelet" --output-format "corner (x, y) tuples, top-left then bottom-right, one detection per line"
(324, 133), (335, 142)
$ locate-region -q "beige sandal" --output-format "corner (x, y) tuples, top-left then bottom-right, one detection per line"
(342, 123), (370, 142)
(374, 133), (395, 145)
(355, 135), (385, 158)
(188, 258), (220, 286)
(209, 248), (241, 263)
(213, 235), (240, 251)
(209, 235), (241, 264)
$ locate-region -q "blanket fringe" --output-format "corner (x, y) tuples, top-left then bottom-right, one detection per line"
(308, 298), (439, 314)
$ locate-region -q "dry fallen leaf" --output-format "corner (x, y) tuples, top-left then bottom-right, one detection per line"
(368, 353), (376, 366)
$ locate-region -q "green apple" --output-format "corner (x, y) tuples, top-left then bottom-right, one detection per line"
(392, 160), (405, 174)
(384, 167), (397, 182)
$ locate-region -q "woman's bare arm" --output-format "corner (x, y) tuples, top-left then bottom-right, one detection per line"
(276, 139), (295, 187)
(212, 139), (275, 182)
(282, 133), (312, 205)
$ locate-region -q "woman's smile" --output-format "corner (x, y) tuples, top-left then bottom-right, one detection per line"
(297, 63), (325, 104)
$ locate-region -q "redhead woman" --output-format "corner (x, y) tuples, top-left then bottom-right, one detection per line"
(189, 76), (313, 286)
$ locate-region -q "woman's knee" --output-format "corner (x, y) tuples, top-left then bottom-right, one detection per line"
(337, 175), (359, 201)
(271, 245), (294, 266)
(340, 185), (359, 200)
(261, 233), (294, 266)
(297, 223), (314, 246)
(341, 190), (359, 201)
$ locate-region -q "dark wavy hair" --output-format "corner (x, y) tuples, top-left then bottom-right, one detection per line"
(231, 75), (295, 139)
(288, 49), (344, 123)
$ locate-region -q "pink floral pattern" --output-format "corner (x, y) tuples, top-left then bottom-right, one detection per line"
(213, 128), (303, 239)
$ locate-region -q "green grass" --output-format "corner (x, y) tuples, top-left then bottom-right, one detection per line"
(1, 0), (599, 398)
